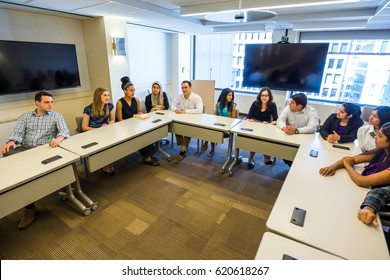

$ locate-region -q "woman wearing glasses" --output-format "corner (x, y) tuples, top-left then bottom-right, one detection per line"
(246, 87), (278, 169)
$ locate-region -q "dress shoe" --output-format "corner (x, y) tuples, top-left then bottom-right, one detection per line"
(173, 151), (187, 164)
(248, 161), (255, 169)
(18, 206), (36, 229)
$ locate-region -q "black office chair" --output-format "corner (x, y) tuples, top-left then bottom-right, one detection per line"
(379, 204), (390, 227)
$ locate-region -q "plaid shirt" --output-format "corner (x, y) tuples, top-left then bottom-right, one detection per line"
(360, 186), (390, 213)
(8, 110), (70, 147)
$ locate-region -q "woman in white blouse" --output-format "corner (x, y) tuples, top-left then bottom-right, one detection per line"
(357, 106), (390, 152)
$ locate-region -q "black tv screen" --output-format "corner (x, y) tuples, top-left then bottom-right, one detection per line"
(242, 43), (329, 93)
(0, 40), (81, 95)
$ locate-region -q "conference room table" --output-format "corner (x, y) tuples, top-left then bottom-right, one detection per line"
(266, 144), (390, 260)
(255, 232), (343, 260)
(149, 110), (242, 173)
(0, 145), (94, 218)
(227, 119), (361, 176)
(60, 116), (171, 173)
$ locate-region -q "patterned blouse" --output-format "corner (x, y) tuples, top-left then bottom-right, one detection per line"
(83, 103), (114, 128)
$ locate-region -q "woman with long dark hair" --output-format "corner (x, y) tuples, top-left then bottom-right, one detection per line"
(200, 88), (236, 157)
(319, 102), (363, 143)
(320, 122), (390, 189)
(358, 106), (390, 152)
(246, 87), (278, 168)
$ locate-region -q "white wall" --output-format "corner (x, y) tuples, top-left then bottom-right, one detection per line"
(0, 9), (91, 104)
(0, 8), (93, 134)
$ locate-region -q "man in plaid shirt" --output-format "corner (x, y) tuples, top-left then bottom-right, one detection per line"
(1, 91), (70, 229)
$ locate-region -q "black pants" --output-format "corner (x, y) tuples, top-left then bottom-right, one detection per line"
(139, 143), (156, 158)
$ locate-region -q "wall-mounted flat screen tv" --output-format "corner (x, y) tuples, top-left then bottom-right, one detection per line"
(0, 40), (81, 95)
(242, 43), (329, 93)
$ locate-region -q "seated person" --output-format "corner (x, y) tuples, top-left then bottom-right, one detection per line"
(246, 87), (278, 168)
(82, 87), (116, 175)
(200, 88), (236, 157)
(170, 80), (203, 164)
(116, 76), (160, 166)
(319, 122), (390, 189)
(276, 93), (318, 166)
(357, 106), (390, 152)
(358, 185), (390, 226)
(319, 102), (363, 143)
(276, 92), (318, 135)
(1, 91), (70, 229)
(145, 81), (170, 112)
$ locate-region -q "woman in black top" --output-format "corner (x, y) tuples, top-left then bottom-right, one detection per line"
(319, 102), (363, 143)
(145, 81), (170, 112)
(247, 87), (278, 168)
(116, 76), (159, 166)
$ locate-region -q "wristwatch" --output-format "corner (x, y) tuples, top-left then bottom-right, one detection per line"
(295, 128), (299, 134)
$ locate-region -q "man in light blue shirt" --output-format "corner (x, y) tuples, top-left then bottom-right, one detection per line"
(1, 91), (70, 229)
(276, 93), (318, 135)
(171, 80), (203, 163)
(276, 93), (318, 167)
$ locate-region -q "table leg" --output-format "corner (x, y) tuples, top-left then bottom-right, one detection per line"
(228, 147), (240, 177)
(156, 140), (171, 161)
(70, 163), (98, 211)
(221, 133), (233, 174)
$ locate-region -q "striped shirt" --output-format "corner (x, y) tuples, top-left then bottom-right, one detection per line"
(8, 110), (70, 147)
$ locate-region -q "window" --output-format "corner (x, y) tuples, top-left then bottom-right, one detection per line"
(325, 73), (332, 83)
(331, 43), (339, 53)
(341, 43), (348, 53)
(336, 59), (344, 69)
(302, 38), (390, 106)
(328, 59), (335, 68)
(194, 33), (390, 106)
(322, 88), (329, 97)
(333, 74), (341, 84)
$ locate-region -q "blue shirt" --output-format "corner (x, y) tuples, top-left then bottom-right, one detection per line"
(9, 110), (70, 147)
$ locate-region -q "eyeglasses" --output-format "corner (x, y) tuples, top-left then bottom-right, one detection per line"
(261, 94), (269, 97)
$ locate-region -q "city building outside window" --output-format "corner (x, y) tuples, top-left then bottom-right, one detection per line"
(195, 33), (390, 106)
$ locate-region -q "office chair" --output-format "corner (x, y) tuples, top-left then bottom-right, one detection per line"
(379, 204), (390, 227)
(361, 106), (374, 124)
(75, 116), (83, 134)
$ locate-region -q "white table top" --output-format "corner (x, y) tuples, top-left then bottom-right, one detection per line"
(255, 232), (343, 260)
(0, 145), (79, 194)
(149, 110), (242, 132)
(231, 119), (361, 155)
(60, 116), (171, 157)
(266, 144), (390, 260)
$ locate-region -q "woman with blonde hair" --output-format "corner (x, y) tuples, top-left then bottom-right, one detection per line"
(82, 87), (115, 175)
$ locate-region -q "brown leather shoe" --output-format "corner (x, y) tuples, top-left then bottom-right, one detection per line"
(18, 207), (36, 229)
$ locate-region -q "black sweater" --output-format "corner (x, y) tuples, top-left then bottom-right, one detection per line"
(319, 113), (363, 143)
